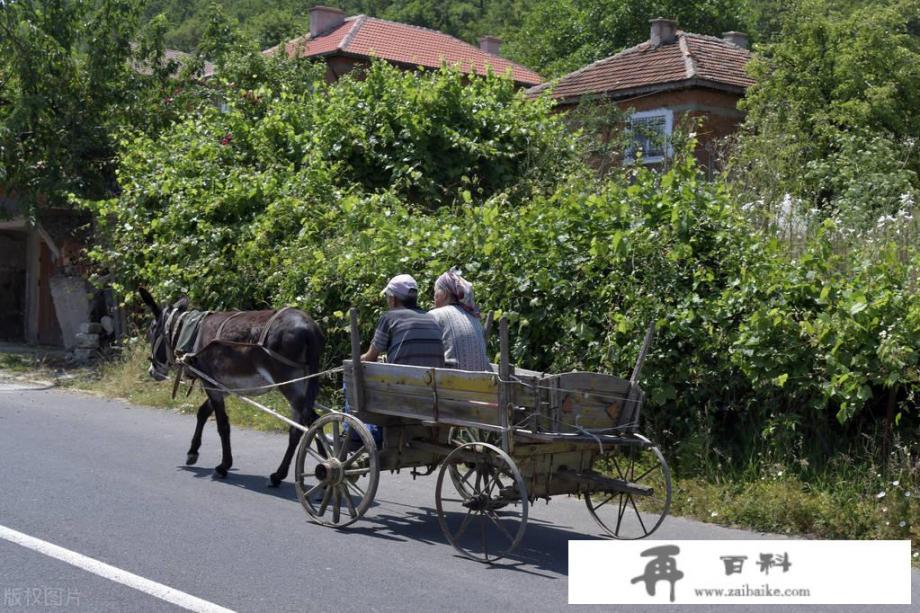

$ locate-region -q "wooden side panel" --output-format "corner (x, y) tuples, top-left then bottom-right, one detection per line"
(548, 372), (637, 430)
(343, 360), (503, 427)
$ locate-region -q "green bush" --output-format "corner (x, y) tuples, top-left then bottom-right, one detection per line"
(89, 58), (920, 481)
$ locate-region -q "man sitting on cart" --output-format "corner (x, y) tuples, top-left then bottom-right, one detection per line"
(346, 274), (445, 447)
(360, 273), (445, 367)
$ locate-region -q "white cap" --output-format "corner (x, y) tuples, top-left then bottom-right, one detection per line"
(381, 274), (418, 300)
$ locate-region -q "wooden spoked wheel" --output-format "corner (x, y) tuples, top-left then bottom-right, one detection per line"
(436, 442), (528, 563)
(584, 434), (671, 539)
(446, 427), (502, 498)
(295, 412), (379, 528)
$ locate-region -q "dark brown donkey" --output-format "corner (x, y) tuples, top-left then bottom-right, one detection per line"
(138, 288), (325, 486)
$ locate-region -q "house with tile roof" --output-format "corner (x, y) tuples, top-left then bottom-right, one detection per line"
(527, 19), (753, 173)
(264, 5), (542, 88)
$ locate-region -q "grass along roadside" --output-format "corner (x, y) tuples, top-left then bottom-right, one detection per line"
(2, 343), (918, 562)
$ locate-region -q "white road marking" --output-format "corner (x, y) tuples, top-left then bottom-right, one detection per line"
(0, 524), (235, 613)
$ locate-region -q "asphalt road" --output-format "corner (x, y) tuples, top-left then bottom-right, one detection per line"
(0, 383), (917, 612)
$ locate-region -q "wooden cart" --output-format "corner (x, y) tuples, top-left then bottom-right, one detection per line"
(293, 309), (671, 562)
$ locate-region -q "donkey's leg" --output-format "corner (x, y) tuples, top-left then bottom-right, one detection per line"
(186, 399), (214, 466)
(268, 377), (319, 487)
(212, 396), (233, 478)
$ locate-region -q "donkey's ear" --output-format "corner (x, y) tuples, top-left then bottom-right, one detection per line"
(173, 296), (189, 312)
(138, 287), (162, 319)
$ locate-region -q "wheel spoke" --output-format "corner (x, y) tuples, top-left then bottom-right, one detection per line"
(304, 482), (324, 500)
(458, 466), (476, 489)
(344, 467), (370, 476)
(633, 464), (658, 484)
(615, 492), (627, 535)
(342, 445), (366, 468)
(345, 479), (366, 500)
(317, 434), (334, 458)
(486, 512), (515, 543)
(304, 442), (325, 463)
(627, 494), (648, 535)
(317, 485), (332, 516)
(343, 488), (358, 518)
(332, 420), (342, 459)
(593, 493), (617, 511)
(332, 487), (341, 524)
(610, 455), (626, 480)
(453, 508), (475, 541)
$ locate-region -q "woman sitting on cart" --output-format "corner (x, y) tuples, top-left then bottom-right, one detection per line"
(428, 268), (491, 372)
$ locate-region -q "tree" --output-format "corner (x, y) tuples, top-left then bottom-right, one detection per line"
(504, 0), (747, 78)
(0, 0), (190, 210)
(731, 0), (920, 222)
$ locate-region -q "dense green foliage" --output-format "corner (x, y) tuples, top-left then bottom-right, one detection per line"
(0, 0), (214, 210)
(87, 61), (920, 480)
(142, 0), (532, 53)
(506, 0), (748, 77)
(731, 0), (920, 223)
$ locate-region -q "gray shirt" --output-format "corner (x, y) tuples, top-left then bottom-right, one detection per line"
(428, 305), (490, 371)
(371, 307), (445, 367)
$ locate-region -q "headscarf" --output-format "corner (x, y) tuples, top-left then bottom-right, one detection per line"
(435, 267), (480, 318)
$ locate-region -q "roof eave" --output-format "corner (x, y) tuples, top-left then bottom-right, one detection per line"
(547, 77), (749, 105)
(305, 48), (541, 86)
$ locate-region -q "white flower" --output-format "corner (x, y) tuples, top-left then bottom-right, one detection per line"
(892, 480), (900, 487)
(899, 521), (907, 528)
(711, 511), (719, 518)
(877, 491), (887, 499)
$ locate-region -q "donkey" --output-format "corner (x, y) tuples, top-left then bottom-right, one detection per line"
(138, 288), (325, 486)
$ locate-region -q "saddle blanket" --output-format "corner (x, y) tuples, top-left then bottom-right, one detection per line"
(175, 310), (211, 355)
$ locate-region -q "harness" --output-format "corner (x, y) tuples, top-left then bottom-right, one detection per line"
(152, 306), (305, 398)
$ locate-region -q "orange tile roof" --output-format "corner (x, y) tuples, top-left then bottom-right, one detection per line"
(526, 32), (752, 101)
(266, 16), (542, 86)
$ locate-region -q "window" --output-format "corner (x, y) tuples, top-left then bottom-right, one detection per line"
(626, 109), (673, 164)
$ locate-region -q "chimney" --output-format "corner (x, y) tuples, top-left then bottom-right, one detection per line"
(722, 31), (749, 49)
(649, 18), (678, 46)
(479, 35), (502, 56)
(309, 6), (345, 38)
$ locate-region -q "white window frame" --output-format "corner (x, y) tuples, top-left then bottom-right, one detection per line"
(625, 108), (674, 164)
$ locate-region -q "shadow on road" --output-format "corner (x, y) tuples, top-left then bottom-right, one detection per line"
(336, 502), (599, 576)
(177, 465), (298, 500)
(176, 465), (601, 576)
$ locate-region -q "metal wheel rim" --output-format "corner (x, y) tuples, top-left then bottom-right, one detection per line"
(585, 434), (671, 540)
(446, 427), (501, 498)
(295, 412), (379, 528)
(436, 441), (528, 563)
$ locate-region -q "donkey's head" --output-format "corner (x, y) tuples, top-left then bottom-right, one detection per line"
(138, 287), (188, 381)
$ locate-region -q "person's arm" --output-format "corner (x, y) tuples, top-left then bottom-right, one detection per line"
(361, 314), (389, 362)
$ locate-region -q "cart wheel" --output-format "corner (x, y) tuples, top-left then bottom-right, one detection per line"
(436, 442), (528, 563)
(446, 427), (501, 498)
(295, 412), (379, 528)
(585, 434), (671, 539)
